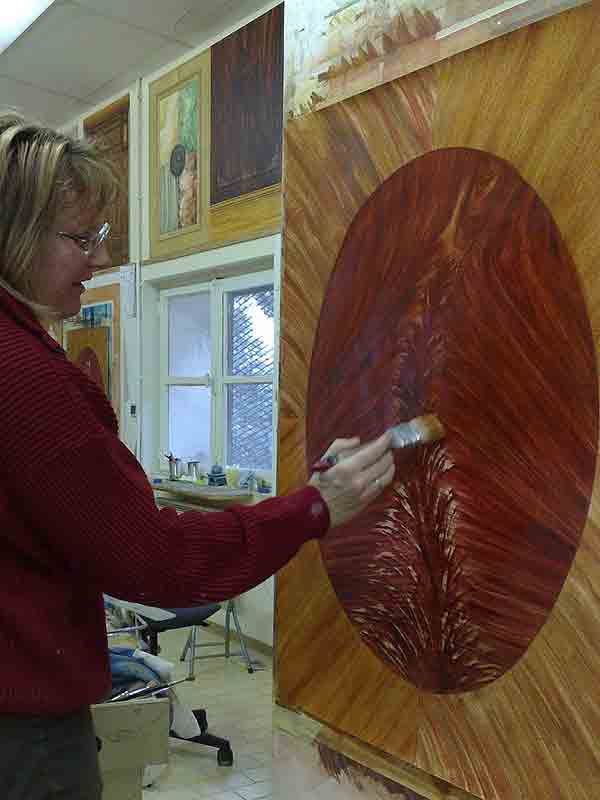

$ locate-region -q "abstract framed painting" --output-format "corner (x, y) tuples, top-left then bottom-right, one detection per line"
(148, 50), (211, 261)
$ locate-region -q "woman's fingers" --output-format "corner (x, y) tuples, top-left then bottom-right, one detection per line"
(322, 432), (392, 482)
(310, 431), (396, 528)
(320, 436), (361, 461)
(359, 459), (396, 502)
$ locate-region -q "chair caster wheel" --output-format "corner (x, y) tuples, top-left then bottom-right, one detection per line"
(247, 667), (254, 674)
(217, 745), (234, 766)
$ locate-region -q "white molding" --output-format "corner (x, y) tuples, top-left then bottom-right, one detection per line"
(141, 234), (281, 287)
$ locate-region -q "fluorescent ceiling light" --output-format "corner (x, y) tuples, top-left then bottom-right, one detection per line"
(0, 0), (56, 56)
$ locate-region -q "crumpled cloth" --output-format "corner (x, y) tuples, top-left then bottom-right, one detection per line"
(131, 649), (200, 739)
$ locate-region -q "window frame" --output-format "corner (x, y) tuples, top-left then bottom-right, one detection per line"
(158, 270), (275, 478)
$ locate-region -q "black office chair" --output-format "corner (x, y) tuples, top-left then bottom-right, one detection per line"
(136, 603), (234, 766)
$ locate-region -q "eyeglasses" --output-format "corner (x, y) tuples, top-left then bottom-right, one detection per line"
(57, 222), (111, 256)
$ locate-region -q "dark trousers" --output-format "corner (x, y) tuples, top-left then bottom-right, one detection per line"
(0, 706), (102, 799)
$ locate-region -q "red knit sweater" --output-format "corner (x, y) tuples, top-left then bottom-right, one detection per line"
(0, 287), (329, 714)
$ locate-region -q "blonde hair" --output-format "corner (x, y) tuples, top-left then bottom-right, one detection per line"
(0, 110), (117, 316)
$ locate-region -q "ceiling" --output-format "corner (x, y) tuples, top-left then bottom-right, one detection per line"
(0, 0), (274, 128)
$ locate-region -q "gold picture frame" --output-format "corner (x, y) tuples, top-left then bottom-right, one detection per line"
(149, 50), (211, 261)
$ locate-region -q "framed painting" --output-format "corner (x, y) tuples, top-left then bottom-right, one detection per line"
(84, 95), (130, 269)
(63, 283), (121, 424)
(211, 5), (283, 205)
(66, 325), (111, 396)
(149, 50), (211, 261)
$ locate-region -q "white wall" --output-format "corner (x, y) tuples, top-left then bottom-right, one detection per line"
(71, 3), (285, 648)
(140, 234), (282, 649)
(85, 251), (280, 649)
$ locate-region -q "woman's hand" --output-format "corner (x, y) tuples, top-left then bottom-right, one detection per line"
(309, 432), (395, 528)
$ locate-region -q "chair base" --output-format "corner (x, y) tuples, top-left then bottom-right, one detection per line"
(141, 631), (234, 765)
(169, 709), (234, 766)
(180, 599), (256, 676)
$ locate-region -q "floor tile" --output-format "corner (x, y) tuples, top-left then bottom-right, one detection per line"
(243, 766), (272, 782)
(132, 625), (274, 797)
(209, 794), (247, 800)
(234, 781), (273, 800)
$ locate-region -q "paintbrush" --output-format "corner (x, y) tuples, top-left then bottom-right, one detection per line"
(311, 414), (446, 473)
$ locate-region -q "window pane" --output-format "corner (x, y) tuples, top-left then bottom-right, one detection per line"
(227, 287), (274, 376)
(169, 386), (211, 462)
(227, 383), (273, 470)
(168, 292), (211, 377)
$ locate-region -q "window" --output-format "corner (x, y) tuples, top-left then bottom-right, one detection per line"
(159, 272), (275, 475)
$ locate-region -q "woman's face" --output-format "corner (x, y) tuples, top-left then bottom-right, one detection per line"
(33, 202), (110, 316)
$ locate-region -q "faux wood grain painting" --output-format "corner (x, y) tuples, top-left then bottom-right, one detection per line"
(211, 5), (283, 205)
(307, 147), (597, 693)
(277, 5), (600, 799)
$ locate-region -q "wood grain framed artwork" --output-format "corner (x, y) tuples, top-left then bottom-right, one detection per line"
(84, 96), (130, 269)
(211, 5), (283, 205)
(276, 4), (600, 799)
(149, 50), (211, 261)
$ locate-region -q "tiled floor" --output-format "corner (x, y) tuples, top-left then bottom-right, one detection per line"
(134, 626), (274, 800)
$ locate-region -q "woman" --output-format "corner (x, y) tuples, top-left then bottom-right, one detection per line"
(0, 112), (394, 798)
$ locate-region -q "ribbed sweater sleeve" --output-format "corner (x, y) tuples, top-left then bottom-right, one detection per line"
(1, 320), (330, 607)
(15, 436), (327, 605)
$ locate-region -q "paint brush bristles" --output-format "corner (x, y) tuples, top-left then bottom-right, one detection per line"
(389, 414), (445, 450)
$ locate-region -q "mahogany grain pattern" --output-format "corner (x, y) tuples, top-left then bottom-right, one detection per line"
(276, 6), (600, 798)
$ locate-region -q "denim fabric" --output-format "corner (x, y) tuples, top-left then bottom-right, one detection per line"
(108, 646), (161, 695)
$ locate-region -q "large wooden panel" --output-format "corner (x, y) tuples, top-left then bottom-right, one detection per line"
(276, 5), (600, 799)
(211, 5), (283, 205)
